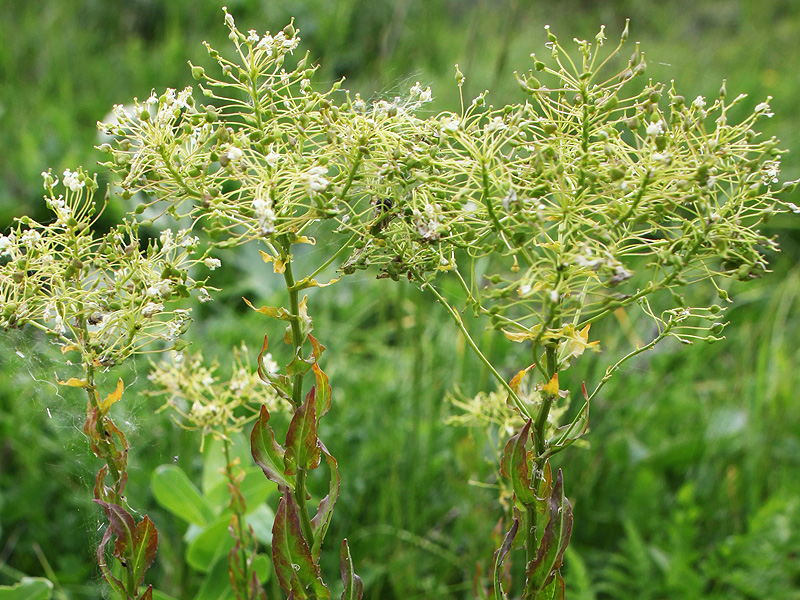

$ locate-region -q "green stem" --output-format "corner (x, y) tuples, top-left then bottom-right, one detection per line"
(423, 281), (530, 419)
(525, 345), (558, 599)
(280, 239), (317, 556)
(223, 435), (252, 592)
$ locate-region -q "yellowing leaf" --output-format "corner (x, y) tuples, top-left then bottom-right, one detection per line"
(242, 298), (291, 320)
(258, 249), (287, 273)
(503, 329), (534, 343)
(294, 236), (316, 245)
(100, 378), (124, 412)
(56, 376), (88, 388)
(542, 373), (559, 396)
(509, 365), (535, 394)
(60, 344), (81, 354)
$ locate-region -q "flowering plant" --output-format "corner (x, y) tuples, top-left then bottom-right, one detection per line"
(1, 10), (795, 599)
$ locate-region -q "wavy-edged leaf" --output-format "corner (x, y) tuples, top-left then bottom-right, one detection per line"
(256, 336), (293, 400)
(95, 501), (136, 556)
(84, 409), (129, 483)
(243, 297), (291, 320)
(100, 378), (124, 413)
(272, 489), (330, 600)
(311, 442), (340, 561)
(524, 469), (573, 596)
(151, 465), (216, 527)
(308, 334), (325, 361)
(130, 516), (158, 589)
(500, 420), (536, 506)
(339, 539), (363, 600)
(312, 363), (331, 421)
(251, 405), (295, 490)
(96, 526), (126, 596)
(284, 389), (320, 476)
(55, 376), (87, 387)
(492, 518), (518, 600)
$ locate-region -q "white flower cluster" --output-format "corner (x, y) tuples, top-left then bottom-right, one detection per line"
(414, 203), (445, 241)
(410, 82), (432, 103)
(300, 165), (330, 193)
(252, 191), (276, 235)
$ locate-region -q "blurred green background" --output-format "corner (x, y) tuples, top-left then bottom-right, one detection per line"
(1, 0), (799, 598)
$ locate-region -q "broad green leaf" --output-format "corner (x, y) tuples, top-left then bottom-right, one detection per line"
(500, 420), (536, 506)
(186, 517), (235, 573)
(272, 490), (330, 599)
(284, 389), (320, 476)
(151, 465), (216, 527)
(206, 466), (279, 515)
(0, 578), (53, 600)
(339, 539), (363, 600)
(252, 553), (271, 583)
(251, 405), (295, 490)
(311, 442), (340, 561)
(202, 433), (251, 496)
(192, 554), (236, 600)
(246, 502), (276, 546)
(524, 469), (573, 596)
(151, 591), (179, 600)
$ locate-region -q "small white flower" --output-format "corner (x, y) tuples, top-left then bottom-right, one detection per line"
(0, 234), (15, 256)
(198, 288), (213, 303)
(225, 145), (243, 162)
(160, 229), (174, 250)
(519, 284), (532, 296)
(549, 290), (560, 304)
(54, 314), (66, 335)
(247, 29), (260, 44)
(755, 101), (774, 117)
(204, 257), (221, 270)
(147, 286), (161, 298)
(257, 34), (274, 54)
(692, 95), (706, 109)
(265, 150), (280, 168)
(646, 121), (664, 137)
(442, 116), (460, 133)
(301, 166), (330, 193)
(63, 169), (85, 193)
(142, 302), (164, 317)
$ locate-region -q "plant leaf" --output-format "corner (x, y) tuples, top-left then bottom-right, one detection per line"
(311, 442), (340, 561)
(524, 469), (573, 595)
(339, 539), (363, 600)
(151, 465), (216, 527)
(0, 577), (54, 600)
(312, 363), (331, 422)
(492, 518), (519, 600)
(243, 298), (291, 321)
(284, 389), (320, 476)
(272, 489), (330, 599)
(251, 405), (295, 490)
(500, 420), (536, 506)
(100, 378), (124, 413)
(129, 516), (158, 589)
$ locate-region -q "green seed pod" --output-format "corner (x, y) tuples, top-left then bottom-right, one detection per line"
(543, 123), (557, 135)
(710, 322), (725, 335)
(191, 65), (205, 80)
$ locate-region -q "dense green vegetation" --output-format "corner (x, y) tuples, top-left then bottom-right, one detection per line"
(1, 1), (799, 598)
